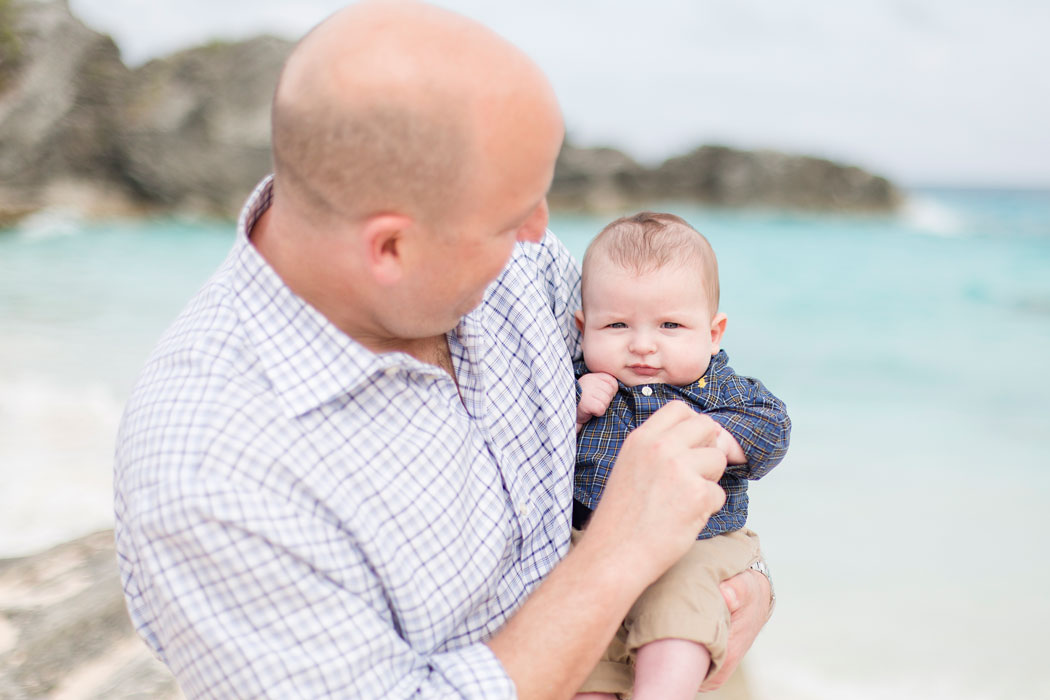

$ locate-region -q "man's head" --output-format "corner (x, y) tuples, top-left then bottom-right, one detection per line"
(575, 212), (728, 386)
(258, 1), (564, 347)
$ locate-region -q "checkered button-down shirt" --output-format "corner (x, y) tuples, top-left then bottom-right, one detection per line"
(574, 350), (790, 539)
(114, 178), (582, 699)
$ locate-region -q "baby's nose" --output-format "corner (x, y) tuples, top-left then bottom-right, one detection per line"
(628, 335), (657, 354)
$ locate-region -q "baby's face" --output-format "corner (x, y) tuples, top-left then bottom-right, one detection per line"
(576, 261), (724, 387)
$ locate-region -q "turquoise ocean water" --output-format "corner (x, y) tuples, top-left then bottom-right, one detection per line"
(2, 189), (1048, 698)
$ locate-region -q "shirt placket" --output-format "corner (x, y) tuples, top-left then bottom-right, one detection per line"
(628, 383), (666, 423)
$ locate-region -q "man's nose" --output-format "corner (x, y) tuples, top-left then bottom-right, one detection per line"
(515, 198), (549, 243)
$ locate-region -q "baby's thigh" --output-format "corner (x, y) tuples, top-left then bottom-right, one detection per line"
(625, 529), (761, 652)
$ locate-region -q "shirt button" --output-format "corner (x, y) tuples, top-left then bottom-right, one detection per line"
(641, 386), (653, 396)
(519, 501), (530, 518)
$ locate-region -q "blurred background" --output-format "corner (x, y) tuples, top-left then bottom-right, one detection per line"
(1, 1), (1048, 698)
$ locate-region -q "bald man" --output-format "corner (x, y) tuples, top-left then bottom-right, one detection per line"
(113, 2), (771, 698)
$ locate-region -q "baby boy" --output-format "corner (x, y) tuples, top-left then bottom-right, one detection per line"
(571, 212), (791, 700)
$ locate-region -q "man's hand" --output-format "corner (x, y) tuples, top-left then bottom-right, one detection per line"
(576, 372), (618, 431)
(699, 568), (773, 691)
(581, 401), (727, 589)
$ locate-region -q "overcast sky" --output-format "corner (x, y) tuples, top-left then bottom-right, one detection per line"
(68, 0), (1050, 188)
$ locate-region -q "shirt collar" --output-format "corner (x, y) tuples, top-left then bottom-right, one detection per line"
(228, 177), (435, 418)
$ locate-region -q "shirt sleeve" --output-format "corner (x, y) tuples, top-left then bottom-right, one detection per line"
(704, 360), (791, 481)
(121, 474), (516, 700)
(531, 229), (582, 360)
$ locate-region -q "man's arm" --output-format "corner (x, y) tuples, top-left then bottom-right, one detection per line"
(488, 401), (730, 699)
(119, 476), (518, 699)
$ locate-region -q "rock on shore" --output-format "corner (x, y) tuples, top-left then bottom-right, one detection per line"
(0, 0), (290, 221)
(550, 142), (901, 213)
(0, 531), (181, 700)
(0, 0), (899, 222)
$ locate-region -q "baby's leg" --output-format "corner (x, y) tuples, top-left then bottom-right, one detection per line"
(632, 637), (710, 700)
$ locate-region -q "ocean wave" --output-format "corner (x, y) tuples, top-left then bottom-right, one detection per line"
(898, 195), (966, 237)
(0, 374), (122, 558)
(12, 208), (86, 242)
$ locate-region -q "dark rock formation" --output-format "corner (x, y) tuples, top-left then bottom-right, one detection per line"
(648, 145), (901, 211)
(0, 0), (289, 221)
(549, 143), (649, 212)
(0, 0), (899, 223)
(552, 142), (901, 213)
(0, 0), (134, 220)
(0, 530), (181, 699)
(118, 36), (291, 215)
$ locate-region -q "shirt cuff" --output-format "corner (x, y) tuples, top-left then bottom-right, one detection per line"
(430, 642), (517, 699)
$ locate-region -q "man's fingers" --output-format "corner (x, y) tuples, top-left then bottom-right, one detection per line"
(701, 569), (771, 691)
(699, 477), (727, 517)
(635, 401), (721, 447)
(719, 570), (759, 613)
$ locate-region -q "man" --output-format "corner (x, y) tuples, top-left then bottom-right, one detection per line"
(113, 2), (771, 698)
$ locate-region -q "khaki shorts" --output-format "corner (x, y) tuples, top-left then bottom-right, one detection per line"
(574, 527), (761, 696)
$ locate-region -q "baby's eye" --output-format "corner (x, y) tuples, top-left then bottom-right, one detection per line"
(661, 322), (681, 329)
(607, 322), (627, 329)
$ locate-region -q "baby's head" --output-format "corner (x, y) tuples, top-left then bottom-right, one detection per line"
(575, 212), (727, 387)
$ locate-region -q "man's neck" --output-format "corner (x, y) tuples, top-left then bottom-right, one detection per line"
(251, 203), (458, 381)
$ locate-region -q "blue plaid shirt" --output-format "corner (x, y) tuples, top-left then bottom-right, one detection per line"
(575, 350), (790, 539)
(114, 177), (582, 699)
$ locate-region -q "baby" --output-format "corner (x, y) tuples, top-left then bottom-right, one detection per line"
(572, 212), (791, 700)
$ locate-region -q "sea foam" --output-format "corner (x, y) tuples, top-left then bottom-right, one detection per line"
(0, 374), (121, 557)
(13, 208), (86, 242)
(899, 194), (965, 237)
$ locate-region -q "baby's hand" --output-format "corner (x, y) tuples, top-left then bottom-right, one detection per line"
(715, 424), (747, 465)
(576, 372), (618, 431)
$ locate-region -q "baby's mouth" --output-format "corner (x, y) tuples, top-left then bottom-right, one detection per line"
(628, 364), (660, 376)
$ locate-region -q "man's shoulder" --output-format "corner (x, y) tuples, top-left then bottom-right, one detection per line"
(116, 270), (272, 479)
(138, 271), (259, 397)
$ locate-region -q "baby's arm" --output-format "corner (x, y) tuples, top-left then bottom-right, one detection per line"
(576, 372), (618, 432)
(708, 369), (791, 480)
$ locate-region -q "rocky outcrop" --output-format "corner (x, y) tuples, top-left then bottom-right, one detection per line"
(0, 530), (181, 700)
(0, 0), (135, 220)
(0, 0), (289, 221)
(118, 36), (291, 215)
(549, 143), (650, 212)
(649, 145), (901, 211)
(552, 142), (901, 213)
(0, 0), (899, 222)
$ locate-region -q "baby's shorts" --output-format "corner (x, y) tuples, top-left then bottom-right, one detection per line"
(574, 527), (761, 697)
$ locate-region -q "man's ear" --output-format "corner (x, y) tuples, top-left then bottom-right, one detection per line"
(574, 309), (586, 333)
(710, 312), (727, 355)
(360, 213), (415, 286)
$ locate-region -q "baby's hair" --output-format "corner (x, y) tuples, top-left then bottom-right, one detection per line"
(582, 211), (720, 313)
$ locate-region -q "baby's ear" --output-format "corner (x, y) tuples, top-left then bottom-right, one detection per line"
(574, 309), (586, 333)
(710, 312), (727, 355)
